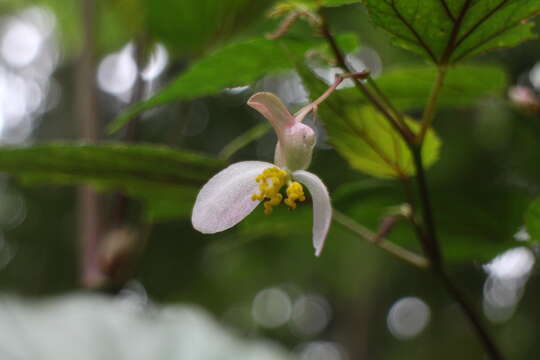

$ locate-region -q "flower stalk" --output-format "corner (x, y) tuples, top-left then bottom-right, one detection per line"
(332, 209), (429, 269)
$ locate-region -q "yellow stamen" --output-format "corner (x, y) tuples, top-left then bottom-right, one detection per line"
(252, 169), (307, 214)
(252, 168), (288, 214)
(284, 181), (306, 210)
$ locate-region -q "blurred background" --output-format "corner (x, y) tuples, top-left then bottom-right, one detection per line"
(0, 1), (538, 359)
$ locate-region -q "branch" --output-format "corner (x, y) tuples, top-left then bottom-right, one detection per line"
(76, 0), (104, 288)
(417, 65), (447, 144)
(411, 142), (505, 360)
(435, 267), (504, 360)
(318, 13), (415, 143)
(410, 147), (441, 264)
(332, 209), (429, 269)
(367, 77), (404, 123)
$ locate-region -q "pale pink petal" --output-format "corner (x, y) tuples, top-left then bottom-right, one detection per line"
(293, 170), (332, 256)
(247, 92), (295, 138)
(192, 161), (273, 233)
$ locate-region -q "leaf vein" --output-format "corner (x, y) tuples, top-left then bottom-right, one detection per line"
(385, 0), (438, 62)
(438, 0), (456, 22)
(453, 0), (510, 50)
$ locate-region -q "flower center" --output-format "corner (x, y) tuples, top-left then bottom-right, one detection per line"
(251, 167), (306, 214)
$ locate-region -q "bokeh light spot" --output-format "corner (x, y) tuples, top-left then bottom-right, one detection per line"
(291, 295), (331, 337)
(97, 43), (137, 96)
(252, 287), (292, 328)
(298, 341), (346, 360)
(387, 296), (430, 340)
(1, 20), (42, 68)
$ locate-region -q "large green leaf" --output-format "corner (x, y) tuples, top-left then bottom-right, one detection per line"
(338, 64), (507, 111)
(525, 197), (540, 242)
(109, 37), (314, 133)
(0, 143), (224, 222)
(364, 0), (540, 63)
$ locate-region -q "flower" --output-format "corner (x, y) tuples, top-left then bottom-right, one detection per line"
(191, 92), (332, 256)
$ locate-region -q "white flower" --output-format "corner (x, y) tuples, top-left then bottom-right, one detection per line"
(192, 92), (332, 256)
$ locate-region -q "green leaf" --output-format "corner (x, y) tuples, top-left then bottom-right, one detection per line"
(109, 37), (314, 133)
(338, 64), (507, 111)
(0, 143), (225, 222)
(364, 0), (540, 63)
(277, 0), (360, 8)
(298, 64), (441, 179)
(327, 106), (441, 178)
(142, 0), (277, 57)
(525, 198), (540, 242)
(323, 0), (360, 6)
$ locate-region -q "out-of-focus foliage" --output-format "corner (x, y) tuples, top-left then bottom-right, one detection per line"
(526, 197), (540, 242)
(364, 0), (540, 63)
(338, 65), (508, 111)
(333, 181), (528, 262)
(284, 0), (361, 7)
(109, 37), (316, 133)
(0, 143), (224, 221)
(140, 0), (277, 57)
(18, 0), (275, 56)
(323, 0), (361, 6)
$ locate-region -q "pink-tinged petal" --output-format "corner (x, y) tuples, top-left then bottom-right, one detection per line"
(293, 170), (332, 256)
(247, 92), (295, 138)
(192, 161), (273, 234)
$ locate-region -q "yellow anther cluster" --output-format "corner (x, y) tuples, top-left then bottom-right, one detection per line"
(284, 181), (306, 209)
(251, 168), (307, 214)
(252, 168), (288, 215)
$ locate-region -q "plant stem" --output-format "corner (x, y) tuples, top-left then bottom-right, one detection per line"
(318, 13), (415, 143)
(366, 77), (403, 123)
(410, 146), (504, 360)
(333, 209), (429, 269)
(409, 64), (503, 358)
(417, 66), (447, 143)
(77, 0), (104, 288)
(319, 12), (504, 359)
(435, 266), (504, 360)
(410, 147), (441, 264)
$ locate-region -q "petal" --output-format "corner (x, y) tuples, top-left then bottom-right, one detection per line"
(192, 161), (273, 233)
(293, 170), (332, 257)
(247, 92), (295, 138)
